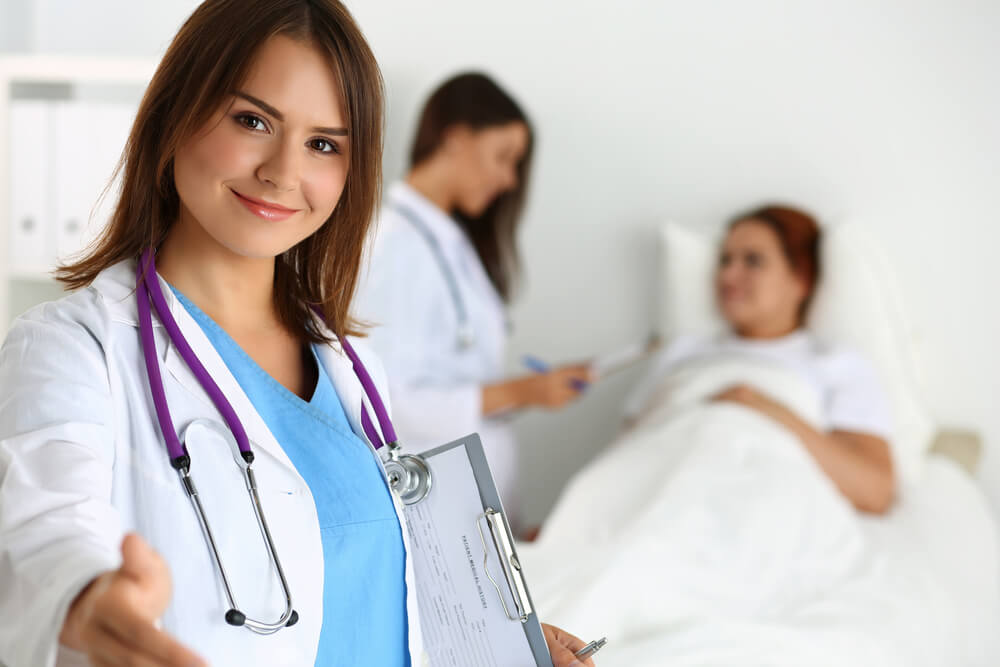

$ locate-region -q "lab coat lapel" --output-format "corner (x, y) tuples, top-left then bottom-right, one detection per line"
(93, 260), (297, 470)
(153, 276), (297, 472)
(313, 334), (387, 450)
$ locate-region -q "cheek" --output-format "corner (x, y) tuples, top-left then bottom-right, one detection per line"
(188, 127), (258, 181)
(471, 149), (501, 189)
(757, 272), (799, 308)
(302, 164), (348, 217)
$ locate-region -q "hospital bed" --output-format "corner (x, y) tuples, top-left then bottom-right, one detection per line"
(517, 220), (1000, 667)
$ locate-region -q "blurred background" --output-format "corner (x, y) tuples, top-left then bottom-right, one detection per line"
(0, 0), (997, 529)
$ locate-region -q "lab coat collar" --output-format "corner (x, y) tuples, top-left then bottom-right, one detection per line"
(91, 260), (387, 469)
(388, 180), (469, 252)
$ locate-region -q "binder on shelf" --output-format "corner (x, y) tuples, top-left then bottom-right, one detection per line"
(88, 102), (133, 241)
(9, 100), (54, 273)
(52, 100), (135, 264)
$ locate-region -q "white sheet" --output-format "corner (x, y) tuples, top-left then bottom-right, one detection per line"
(518, 357), (1000, 666)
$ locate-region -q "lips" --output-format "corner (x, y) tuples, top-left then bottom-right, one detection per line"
(230, 189), (301, 222)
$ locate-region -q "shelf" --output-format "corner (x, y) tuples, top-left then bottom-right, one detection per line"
(0, 54), (155, 334)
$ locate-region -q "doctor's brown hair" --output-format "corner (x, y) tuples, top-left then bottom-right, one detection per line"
(409, 72), (533, 303)
(57, 0), (383, 341)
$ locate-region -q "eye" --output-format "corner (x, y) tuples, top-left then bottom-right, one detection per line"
(746, 252), (764, 268)
(309, 137), (342, 155)
(234, 112), (269, 133)
(719, 253), (732, 268)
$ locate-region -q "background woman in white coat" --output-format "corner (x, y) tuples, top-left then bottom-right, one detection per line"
(0, 2), (593, 666)
(355, 73), (592, 522)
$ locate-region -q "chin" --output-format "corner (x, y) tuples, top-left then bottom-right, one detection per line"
(720, 306), (754, 331)
(458, 194), (497, 219)
(456, 204), (485, 219)
(213, 232), (300, 261)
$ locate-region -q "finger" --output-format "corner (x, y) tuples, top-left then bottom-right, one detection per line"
(552, 626), (589, 652)
(99, 608), (205, 667)
(544, 624), (596, 666)
(88, 624), (161, 667)
(547, 638), (584, 667)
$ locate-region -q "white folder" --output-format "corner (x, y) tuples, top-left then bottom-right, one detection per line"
(9, 100), (54, 273)
(52, 101), (135, 263)
(88, 102), (133, 236)
(52, 100), (92, 264)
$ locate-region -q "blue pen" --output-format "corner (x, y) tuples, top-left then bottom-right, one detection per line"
(521, 354), (589, 391)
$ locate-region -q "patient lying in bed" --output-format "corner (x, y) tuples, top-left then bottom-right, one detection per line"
(517, 207), (932, 666)
(628, 205), (895, 514)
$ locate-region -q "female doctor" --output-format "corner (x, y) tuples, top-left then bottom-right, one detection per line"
(0, 2), (593, 666)
(355, 73), (592, 518)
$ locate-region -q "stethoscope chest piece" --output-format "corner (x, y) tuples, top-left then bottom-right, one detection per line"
(384, 447), (432, 506)
(456, 324), (476, 351)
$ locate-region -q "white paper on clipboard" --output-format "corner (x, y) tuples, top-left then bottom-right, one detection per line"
(403, 441), (548, 667)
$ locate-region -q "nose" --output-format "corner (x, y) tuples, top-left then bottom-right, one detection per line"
(256, 139), (300, 192)
(718, 260), (741, 284)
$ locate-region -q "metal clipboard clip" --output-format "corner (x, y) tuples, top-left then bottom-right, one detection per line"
(477, 507), (532, 623)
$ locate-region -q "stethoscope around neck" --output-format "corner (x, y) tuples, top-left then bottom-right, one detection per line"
(393, 202), (476, 350)
(135, 249), (431, 635)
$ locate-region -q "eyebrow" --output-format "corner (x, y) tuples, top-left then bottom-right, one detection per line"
(234, 91), (348, 136)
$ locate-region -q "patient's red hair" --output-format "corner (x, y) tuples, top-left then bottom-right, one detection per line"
(730, 205), (821, 321)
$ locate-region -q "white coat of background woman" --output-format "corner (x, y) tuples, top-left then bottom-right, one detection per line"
(355, 73), (592, 523)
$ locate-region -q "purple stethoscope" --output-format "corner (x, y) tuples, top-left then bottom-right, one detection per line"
(135, 249), (432, 634)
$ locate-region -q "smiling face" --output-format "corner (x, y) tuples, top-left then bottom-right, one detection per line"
(171, 34), (349, 260)
(716, 220), (809, 338)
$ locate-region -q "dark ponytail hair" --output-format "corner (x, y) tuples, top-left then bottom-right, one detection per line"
(409, 72), (533, 302)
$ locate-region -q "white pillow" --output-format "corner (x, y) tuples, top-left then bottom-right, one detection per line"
(657, 219), (935, 486)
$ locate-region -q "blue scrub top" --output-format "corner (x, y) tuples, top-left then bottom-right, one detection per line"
(173, 288), (410, 666)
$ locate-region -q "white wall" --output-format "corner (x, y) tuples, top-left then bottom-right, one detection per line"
(351, 0), (1000, 527)
(5, 0), (998, 527)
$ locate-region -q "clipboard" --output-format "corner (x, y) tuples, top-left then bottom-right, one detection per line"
(403, 434), (552, 667)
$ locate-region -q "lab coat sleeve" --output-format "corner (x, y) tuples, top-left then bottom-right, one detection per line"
(355, 229), (483, 444)
(0, 301), (123, 667)
(385, 379), (482, 445)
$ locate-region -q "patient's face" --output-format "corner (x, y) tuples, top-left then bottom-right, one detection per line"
(716, 221), (807, 337)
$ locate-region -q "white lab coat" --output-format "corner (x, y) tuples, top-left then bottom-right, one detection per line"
(0, 260), (426, 667)
(355, 182), (519, 516)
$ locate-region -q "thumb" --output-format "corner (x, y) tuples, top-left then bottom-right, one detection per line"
(119, 533), (171, 600)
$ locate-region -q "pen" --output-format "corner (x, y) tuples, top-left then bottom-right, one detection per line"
(521, 355), (589, 391)
(574, 637), (607, 661)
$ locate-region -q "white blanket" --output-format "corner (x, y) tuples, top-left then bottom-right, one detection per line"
(518, 356), (996, 666)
